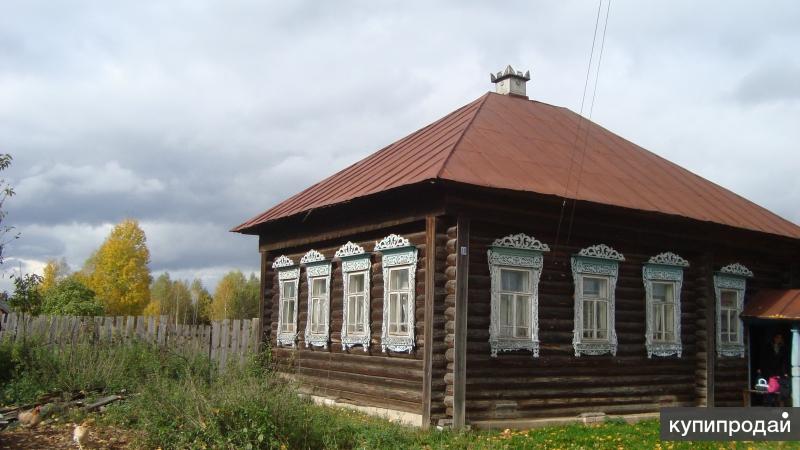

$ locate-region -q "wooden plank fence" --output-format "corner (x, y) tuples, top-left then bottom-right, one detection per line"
(0, 312), (260, 370)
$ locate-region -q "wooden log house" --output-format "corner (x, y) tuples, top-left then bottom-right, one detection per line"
(233, 66), (800, 429)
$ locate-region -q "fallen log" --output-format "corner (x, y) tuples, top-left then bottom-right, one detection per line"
(83, 395), (123, 412)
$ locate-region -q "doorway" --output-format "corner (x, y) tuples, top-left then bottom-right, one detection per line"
(748, 321), (792, 406)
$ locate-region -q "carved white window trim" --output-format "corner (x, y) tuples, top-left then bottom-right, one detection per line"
(336, 242), (371, 351)
(274, 255), (300, 348)
(643, 252), (689, 358)
(302, 250), (332, 349)
(571, 244), (624, 356)
(487, 233), (549, 358)
(376, 234), (417, 353)
(714, 263), (750, 358)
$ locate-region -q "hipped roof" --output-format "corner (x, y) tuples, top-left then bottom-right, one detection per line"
(233, 92), (800, 239)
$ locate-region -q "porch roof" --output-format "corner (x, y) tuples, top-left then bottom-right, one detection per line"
(742, 289), (800, 321)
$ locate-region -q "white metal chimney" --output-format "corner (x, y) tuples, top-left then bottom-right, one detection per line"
(490, 65), (531, 98)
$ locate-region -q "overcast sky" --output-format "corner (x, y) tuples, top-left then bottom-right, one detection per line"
(2, 1), (799, 293)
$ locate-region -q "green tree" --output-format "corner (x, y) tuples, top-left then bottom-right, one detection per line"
(82, 219), (152, 315)
(209, 271), (260, 320)
(9, 273), (43, 314)
(0, 154), (19, 264)
(40, 277), (103, 316)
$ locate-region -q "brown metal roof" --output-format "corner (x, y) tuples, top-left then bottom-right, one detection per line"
(233, 92), (800, 239)
(742, 289), (800, 321)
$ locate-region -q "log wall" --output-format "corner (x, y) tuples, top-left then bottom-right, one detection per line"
(453, 208), (794, 422)
(264, 221), (431, 414)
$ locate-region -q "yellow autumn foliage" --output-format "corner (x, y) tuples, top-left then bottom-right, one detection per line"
(83, 219), (152, 315)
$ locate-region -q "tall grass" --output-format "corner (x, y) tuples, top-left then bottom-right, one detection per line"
(6, 339), (787, 449)
(0, 338), (210, 405)
(0, 339), (442, 448)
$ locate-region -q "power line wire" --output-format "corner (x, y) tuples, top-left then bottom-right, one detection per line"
(554, 0), (604, 250)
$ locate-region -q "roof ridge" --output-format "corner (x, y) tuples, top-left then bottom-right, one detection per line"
(434, 92), (491, 179)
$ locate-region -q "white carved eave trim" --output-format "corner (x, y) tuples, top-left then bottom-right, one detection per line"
(374, 234), (410, 251)
(491, 233), (551, 252)
(577, 244), (625, 261)
(719, 262), (753, 278)
(648, 252), (689, 267)
(335, 241), (365, 258)
(300, 249), (326, 264)
(272, 255), (295, 269)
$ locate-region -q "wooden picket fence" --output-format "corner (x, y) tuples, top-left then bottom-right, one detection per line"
(0, 312), (261, 370)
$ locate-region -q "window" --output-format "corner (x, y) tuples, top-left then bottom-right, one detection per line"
(487, 233), (549, 358)
(347, 272), (368, 334)
(280, 279), (298, 333)
(571, 244), (624, 356)
(387, 267), (411, 336)
(273, 255), (300, 348)
(375, 234), (417, 353)
(498, 269), (531, 339)
(309, 277), (327, 334)
(301, 249), (331, 349)
(713, 262), (751, 358)
(581, 277), (609, 341)
(719, 290), (739, 344)
(651, 282), (675, 342)
(642, 252), (688, 358)
(336, 241), (371, 351)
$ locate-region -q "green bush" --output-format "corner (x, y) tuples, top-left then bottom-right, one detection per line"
(41, 277), (104, 316)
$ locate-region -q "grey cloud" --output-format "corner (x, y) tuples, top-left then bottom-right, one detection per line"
(732, 64), (800, 105)
(1, 0), (799, 288)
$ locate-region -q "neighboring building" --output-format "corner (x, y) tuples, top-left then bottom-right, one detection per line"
(233, 66), (800, 429)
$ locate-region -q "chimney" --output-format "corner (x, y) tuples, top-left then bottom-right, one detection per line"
(490, 65), (531, 98)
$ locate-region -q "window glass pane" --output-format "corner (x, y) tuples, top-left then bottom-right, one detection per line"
(664, 304), (675, 334)
(390, 268), (410, 291)
(721, 291), (737, 308)
(596, 302), (607, 332)
(583, 278), (607, 298)
(653, 282), (674, 303)
(312, 278), (326, 296)
(283, 281), (296, 298)
(654, 304), (664, 336)
(582, 300), (594, 334)
(349, 273), (365, 294)
(720, 313), (730, 334)
(729, 311), (738, 338)
(348, 297), (357, 322)
(388, 293), (398, 333)
(501, 269), (529, 292)
(515, 295), (529, 327)
(499, 294), (513, 328)
(400, 293), (408, 324)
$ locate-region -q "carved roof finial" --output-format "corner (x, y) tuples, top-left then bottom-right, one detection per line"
(272, 255), (294, 269)
(648, 252), (689, 267)
(491, 233), (550, 252)
(719, 262), (753, 277)
(577, 244), (625, 261)
(335, 241), (366, 258)
(374, 234), (411, 251)
(300, 249), (326, 264)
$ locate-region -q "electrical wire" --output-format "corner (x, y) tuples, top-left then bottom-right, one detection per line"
(565, 0), (612, 245)
(554, 0), (604, 250)
(554, 0), (612, 248)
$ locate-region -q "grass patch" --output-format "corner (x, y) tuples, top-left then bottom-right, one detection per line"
(3, 338), (800, 449)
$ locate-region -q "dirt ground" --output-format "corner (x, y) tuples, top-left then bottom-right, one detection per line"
(0, 421), (135, 449)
